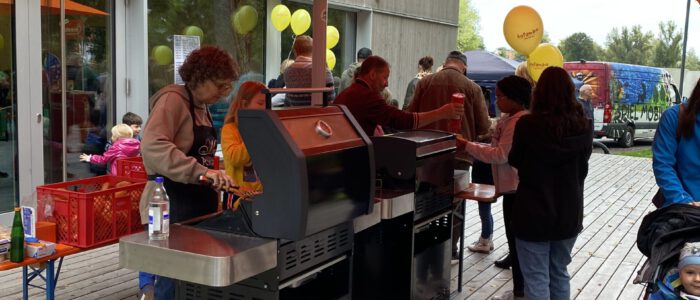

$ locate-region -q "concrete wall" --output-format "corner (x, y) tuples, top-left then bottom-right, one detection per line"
(371, 13), (457, 107)
(329, 0), (459, 107)
(332, 0), (457, 22)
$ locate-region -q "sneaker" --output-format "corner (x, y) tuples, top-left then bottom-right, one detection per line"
(467, 237), (494, 254)
(138, 284), (154, 300)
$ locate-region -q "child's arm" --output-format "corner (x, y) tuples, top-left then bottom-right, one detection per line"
(463, 118), (516, 164)
(89, 145), (120, 166)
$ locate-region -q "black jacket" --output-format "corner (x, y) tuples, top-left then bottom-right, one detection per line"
(636, 204), (700, 286)
(508, 114), (593, 241)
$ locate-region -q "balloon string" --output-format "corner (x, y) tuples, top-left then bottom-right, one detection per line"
(287, 34), (295, 60)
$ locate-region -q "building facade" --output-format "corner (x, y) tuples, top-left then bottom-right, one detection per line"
(0, 0), (458, 222)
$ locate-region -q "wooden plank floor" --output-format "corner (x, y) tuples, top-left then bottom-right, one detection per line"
(0, 153), (653, 300)
(451, 153), (654, 299)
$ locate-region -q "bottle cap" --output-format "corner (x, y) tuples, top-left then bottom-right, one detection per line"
(14, 207), (20, 212)
(155, 176), (164, 183)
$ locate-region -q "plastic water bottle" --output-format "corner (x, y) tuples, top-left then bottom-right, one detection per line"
(148, 177), (170, 240)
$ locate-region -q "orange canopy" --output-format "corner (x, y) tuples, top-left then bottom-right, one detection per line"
(0, 0), (108, 16)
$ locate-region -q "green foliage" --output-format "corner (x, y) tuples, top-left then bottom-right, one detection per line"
(618, 149), (652, 158)
(495, 47), (526, 61)
(559, 32), (603, 62)
(146, 0), (266, 94)
(652, 21), (682, 68)
(604, 25), (654, 65)
(541, 31), (551, 44)
(456, 0), (484, 51)
(685, 49), (700, 71)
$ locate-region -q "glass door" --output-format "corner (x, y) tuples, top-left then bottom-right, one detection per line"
(41, 0), (114, 183)
(0, 0), (18, 213)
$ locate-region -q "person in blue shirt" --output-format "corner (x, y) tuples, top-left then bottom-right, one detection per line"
(653, 79), (700, 206)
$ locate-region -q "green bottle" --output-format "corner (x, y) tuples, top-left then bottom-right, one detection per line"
(10, 207), (24, 263)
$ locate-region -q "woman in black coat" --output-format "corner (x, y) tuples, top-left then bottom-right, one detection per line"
(508, 66), (592, 300)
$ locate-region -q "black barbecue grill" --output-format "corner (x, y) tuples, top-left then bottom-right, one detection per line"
(353, 130), (456, 300)
(121, 105), (376, 300)
(179, 105), (375, 299)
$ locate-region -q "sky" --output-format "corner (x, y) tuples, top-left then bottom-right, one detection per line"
(471, 0), (700, 54)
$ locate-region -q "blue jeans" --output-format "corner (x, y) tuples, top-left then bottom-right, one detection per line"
(139, 224), (156, 289)
(477, 201), (493, 239)
(154, 276), (176, 300)
(516, 236), (577, 300)
(139, 272), (155, 289)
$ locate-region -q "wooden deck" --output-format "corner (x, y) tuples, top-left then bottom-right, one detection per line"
(450, 153), (654, 299)
(0, 153), (654, 300)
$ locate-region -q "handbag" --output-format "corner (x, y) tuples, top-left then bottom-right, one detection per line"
(652, 104), (684, 208)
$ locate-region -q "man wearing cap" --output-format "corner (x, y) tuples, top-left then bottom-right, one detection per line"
(339, 47), (372, 93)
(406, 50), (490, 262)
(407, 51), (490, 159)
(335, 55), (464, 137)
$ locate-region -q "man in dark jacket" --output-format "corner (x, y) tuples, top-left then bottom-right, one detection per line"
(406, 51), (491, 165)
(339, 47), (372, 93)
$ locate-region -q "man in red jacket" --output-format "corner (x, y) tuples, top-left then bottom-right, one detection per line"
(334, 55), (463, 137)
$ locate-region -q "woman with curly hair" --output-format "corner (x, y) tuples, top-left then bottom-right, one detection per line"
(508, 66), (592, 299)
(139, 45), (239, 299)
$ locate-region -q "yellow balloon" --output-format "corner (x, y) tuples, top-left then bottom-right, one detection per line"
(326, 49), (336, 70)
(152, 45), (173, 66)
(527, 43), (564, 82)
(271, 4), (291, 32)
(326, 26), (339, 49)
(503, 5), (543, 55)
(232, 5), (258, 35)
(182, 26), (204, 40)
(290, 9), (311, 35)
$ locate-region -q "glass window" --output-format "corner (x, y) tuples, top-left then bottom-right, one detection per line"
(147, 0), (266, 140)
(279, 2), (356, 78)
(0, 0), (17, 212)
(41, 0), (114, 183)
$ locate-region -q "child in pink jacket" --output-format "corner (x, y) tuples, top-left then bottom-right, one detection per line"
(80, 124), (140, 175)
(458, 75), (531, 300)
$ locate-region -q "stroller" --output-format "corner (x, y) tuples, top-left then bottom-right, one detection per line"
(636, 204), (700, 299)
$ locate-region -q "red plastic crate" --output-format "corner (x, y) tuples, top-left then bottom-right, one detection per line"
(115, 157), (146, 179)
(36, 175), (146, 248)
(115, 156), (221, 180)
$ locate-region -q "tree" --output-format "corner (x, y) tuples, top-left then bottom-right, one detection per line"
(559, 32), (603, 62)
(456, 0), (484, 51)
(605, 25), (654, 65)
(686, 49), (700, 71)
(652, 21), (683, 68)
(496, 47), (526, 61)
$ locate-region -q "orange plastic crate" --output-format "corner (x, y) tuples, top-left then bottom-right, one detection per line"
(36, 175), (146, 248)
(115, 157), (146, 179)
